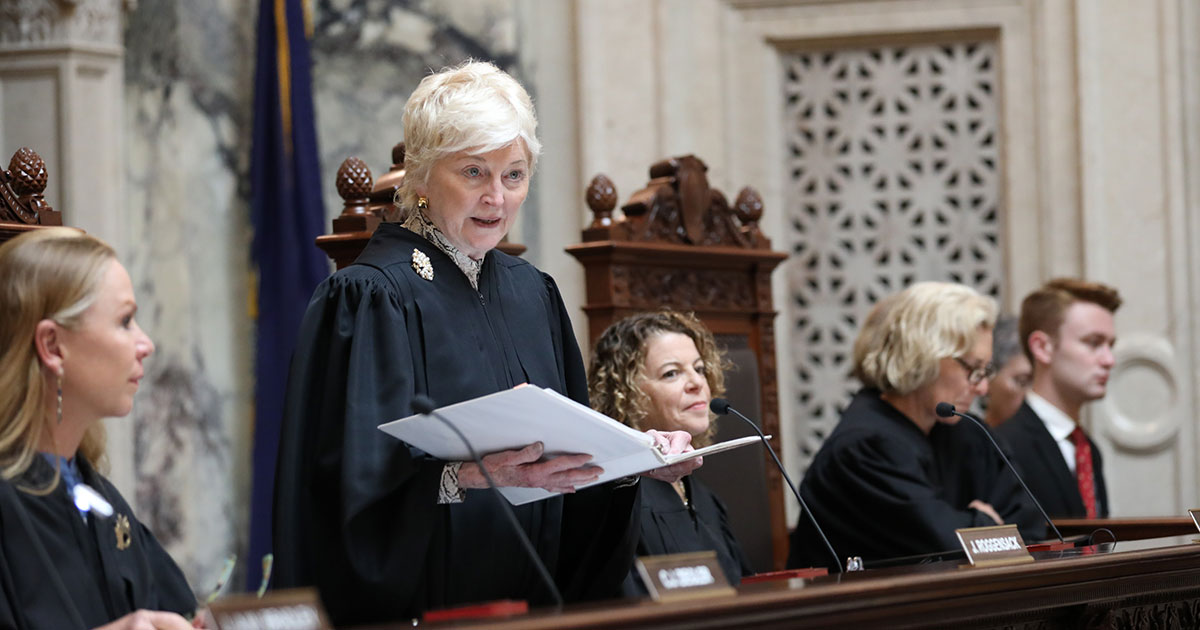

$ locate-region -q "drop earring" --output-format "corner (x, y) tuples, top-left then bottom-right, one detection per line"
(55, 369), (63, 425)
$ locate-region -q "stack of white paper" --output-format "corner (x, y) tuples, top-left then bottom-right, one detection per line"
(377, 386), (763, 505)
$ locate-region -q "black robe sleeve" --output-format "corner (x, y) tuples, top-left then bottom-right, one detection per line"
(273, 267), (445, 622)
(620, 478), (752, 598)
(0, 459), (195, 630)
(932, 422), (1044, 541)
(547, 274), (640, 602)
(788, 391), (997, 569)
(811, 430), (993, 551)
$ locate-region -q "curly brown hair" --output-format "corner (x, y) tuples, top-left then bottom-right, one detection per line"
(588, 311), (729, 447)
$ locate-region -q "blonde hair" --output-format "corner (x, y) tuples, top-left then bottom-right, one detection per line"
(397, 60), (541, 212)
(588, 311), (729, 447)
(0, 227), (113, 487)
(854, 282), (997, 395)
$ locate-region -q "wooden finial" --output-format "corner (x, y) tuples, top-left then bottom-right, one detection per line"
(332, 157), (379, 233)
(1, 147), (58, 225)
(734, 187), (763, 224)
(586, 174), (617, 228)
(734, 186), (768, 248)
(336, 157), (373, 214)
(9, 147), (48, 197)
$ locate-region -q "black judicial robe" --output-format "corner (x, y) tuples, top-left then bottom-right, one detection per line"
(995, 401), (1109, 520)
(787, 389), (1040, 569)
(928, 419), (1043, 540)
(622, 478), (752, 597)
(272, 224), (639, 625)
(0, 456), (195, 630)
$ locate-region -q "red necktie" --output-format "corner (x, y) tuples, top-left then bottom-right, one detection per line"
(1070, 426), (1098, 519)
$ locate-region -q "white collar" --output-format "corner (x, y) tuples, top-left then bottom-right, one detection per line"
(1025, 391), (1078, 442)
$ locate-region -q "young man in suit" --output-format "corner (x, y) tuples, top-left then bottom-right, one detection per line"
(995, 279), (1121, 519)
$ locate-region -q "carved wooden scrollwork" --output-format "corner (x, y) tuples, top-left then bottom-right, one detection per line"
(1, 147), (61, 227)
(615, 265), (756, 310)
(1103, 598), (1200, 630)
(582, 154), (770, 250)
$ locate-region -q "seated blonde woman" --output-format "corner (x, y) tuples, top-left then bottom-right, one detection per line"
(589, 311), (753, 595)
(0, 228), (197, 630)
(787, 282), (1038, 569)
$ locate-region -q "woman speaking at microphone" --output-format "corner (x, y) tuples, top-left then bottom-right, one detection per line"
(787, 282), (1038, 569)
(273, 60), (697, 626)
(589, 311), (753, 595)
(0, 228), (198, 630)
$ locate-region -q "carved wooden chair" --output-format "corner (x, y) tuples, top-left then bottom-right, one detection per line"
(0, 147), (62, 244)
(566, 155), (789, 570)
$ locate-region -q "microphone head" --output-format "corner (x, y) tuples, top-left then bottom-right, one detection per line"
(411, 394), (437, 415)
(709, 398), (732, 415)
(934, 402), (957, 418)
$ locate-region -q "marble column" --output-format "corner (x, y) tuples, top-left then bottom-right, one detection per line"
(123, 0), (255, 593)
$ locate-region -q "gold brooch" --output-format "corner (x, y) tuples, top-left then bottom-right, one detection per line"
(114, 514), (132, 550)
(412, 248), (434, 281)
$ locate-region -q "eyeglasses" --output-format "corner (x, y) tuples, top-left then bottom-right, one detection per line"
(954, 357), (997, 384)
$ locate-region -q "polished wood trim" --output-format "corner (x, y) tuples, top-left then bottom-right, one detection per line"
(415, 540), (1200, 629)
(1053, 516), (1196, 541)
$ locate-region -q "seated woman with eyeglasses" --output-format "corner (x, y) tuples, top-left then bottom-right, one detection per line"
(0, 228), (197, 630)
(787, 282), (1038, 570)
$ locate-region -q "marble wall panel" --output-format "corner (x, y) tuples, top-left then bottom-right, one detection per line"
(123, 0), (256, 593)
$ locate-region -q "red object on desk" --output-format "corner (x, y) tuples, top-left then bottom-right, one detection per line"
(741, 567), (828, 584)
(1027, 541), (1075, 552)
(422, 599), (529, 623)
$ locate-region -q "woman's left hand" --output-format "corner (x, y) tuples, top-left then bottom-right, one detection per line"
(641, 429), (702, 483)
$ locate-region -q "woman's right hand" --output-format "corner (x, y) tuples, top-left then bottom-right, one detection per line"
(969, 499), (1003, 525)
(93, 610), (193, 630)
(457, 442), (601, 493)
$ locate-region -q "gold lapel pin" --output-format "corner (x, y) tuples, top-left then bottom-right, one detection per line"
(114, 514), (132, 551)
(412, 248), (434, 281)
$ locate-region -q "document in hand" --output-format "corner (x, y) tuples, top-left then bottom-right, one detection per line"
(377, 386), (763, 505)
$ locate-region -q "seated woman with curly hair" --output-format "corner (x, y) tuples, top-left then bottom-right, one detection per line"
(589, 311), (753, 596)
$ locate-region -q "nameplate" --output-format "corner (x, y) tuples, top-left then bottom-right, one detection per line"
(955, 524), (1034, 568)
(205, 588), (330, 630)
(635, 551), (736, 602)
(1189, 508), (1200, 543)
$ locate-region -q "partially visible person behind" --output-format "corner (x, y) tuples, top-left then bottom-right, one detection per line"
(0, 228), (197, 630)
(996, 279), (1120, 519)
(589, 311), (753, 595)
(787, 282), (1039, 570)
(984, 315), (1032, 428)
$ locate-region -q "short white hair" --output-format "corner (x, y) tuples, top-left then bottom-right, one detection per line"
(854, 282), (998, 395)
(397, 60), (541, 211)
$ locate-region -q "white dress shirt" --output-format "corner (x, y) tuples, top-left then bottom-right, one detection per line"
(1025, 391), (1079, 474)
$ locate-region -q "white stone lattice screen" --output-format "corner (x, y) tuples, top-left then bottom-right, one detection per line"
(782, 42), (1002, 468)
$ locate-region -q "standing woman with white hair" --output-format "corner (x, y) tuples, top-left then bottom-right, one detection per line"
(787, 282), (1036, 570)
(272, 61), (696, 626)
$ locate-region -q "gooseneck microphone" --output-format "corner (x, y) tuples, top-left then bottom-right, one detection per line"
(710, 398), (843, 573)
(934, 402), (1065, 543)
(412, 394), (564, 609)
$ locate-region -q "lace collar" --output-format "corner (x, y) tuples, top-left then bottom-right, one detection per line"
(401, 209), (484, 290)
